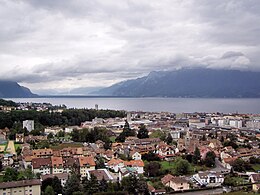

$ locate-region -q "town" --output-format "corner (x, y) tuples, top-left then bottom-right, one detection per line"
(0, 100), (260, 195)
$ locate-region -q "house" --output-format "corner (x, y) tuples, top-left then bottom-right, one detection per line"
(156, 143), (175, 160)
(32, 157), (52, 175)
(192, 171), (224, 187)
(107, 159), (124, 172)
(63, 157), (80, 174)
(161, 174), (190, 191)
(130, 151), (142, 160)
(147, 183), (166, 195)
(249, 174), (260, 192)
(87, 169), (115, 182)
(124, 160), (144, 174)
(32, 148), (53, 158)
(79, 156), (96, 179)
(15, 133), (24, 143)
(41, 173), (69, 187)
(51, 156), (64, 174)
(2, 154), (14, 167)
(119, 168), (137, 181)
(161, 174), (174, 187)
(0, 179), (41, 195)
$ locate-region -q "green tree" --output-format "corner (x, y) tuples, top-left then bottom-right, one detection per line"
(137, 124), (149, 139)
(47, 133), (54, 139)
(63, 173), (82, 195)
(52, 176), (63, 194)
(204, 151), (216, 167)
(4, 167), (18, 182)
(144, 161), (161, 177)
(142, 151), (160, 161)
(100, 177), (108, 192)
(83, 174), (100, 195)
(232, 159), (251, 172)
(44, 185), (55, 195)
(192, 147), (201, 164)
(150, 130), (166, 141)
(121, 174), (148, 195)
(173, 158), (191, 176)
(166, 133), (173, 145)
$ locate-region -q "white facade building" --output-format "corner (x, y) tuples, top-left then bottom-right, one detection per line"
(23, 120), (34, 132)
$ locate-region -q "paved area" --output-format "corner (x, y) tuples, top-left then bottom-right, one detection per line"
(170, 188), (223, 195)
(6, 140), (16, 155)
(212, 158), (230, 173)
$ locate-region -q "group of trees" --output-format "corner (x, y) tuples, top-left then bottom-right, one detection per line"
(115, 120), (136, 142)
(3, 167), (36, 182)
(71, 127), (111, 149)
(183, 147), (216, 168)
(0, 109), (125, 129)
(63, 173), (148, 195)
(42, 176), (62, 195)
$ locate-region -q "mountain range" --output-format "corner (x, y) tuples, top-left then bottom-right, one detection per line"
(0, 80), (37, 98)
(94, 68), (260, 98)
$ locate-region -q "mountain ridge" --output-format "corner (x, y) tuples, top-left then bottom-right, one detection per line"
(94, 68), (260, 98)
(0, 80), (38, 98)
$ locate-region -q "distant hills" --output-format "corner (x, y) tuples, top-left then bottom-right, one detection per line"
(0, 80), (37, 98)
(94, 68), (260, 98)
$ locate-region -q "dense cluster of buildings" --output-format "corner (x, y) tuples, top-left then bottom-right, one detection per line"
(0, 110), (260, 194)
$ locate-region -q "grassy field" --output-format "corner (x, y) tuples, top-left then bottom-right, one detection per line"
(50, 142), (83, 150)
(225, 192), (259, 195)
(252, 164), (260, 172)
(160, 161), (175, 171)
(14, 143), (21, 150)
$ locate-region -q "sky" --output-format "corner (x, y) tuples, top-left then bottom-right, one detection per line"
(0, 0), (260, 94)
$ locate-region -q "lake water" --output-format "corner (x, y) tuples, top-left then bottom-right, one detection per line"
(6, 97), (260, 114)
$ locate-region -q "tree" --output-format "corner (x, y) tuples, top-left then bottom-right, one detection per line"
(166, 133), (173, 145)
(4, 167), (18, 182)
(57, 130), (65, 137)
(223, 140), (238, 149)
(204, 151), (216, 167)
(142, 151), (160, 161)
(44, 186), (55, 195)
(137, 124), (149, 139)
(63, 173), (82, 195)
(47, 133), (54, 139)
(232, 159), (251, 172)
(144, 161), (161, 177)
(83, 174), (100, 195)
(121, 174), (148, 195)
(150, 130), (166, 141)
(192, 147), (201, 164)
(116, 120), (135, 142)
(173, 158), (191, 176)
(52, 176), (63, 194)
(100, 177), (108, 192)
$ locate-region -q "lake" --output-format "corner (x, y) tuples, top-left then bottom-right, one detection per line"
(6, 97), (260, 114)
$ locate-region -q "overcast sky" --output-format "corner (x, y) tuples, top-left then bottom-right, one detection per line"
(1, 0), (260, 94)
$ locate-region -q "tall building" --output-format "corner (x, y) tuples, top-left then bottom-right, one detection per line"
(95, 104), (98, 110)
(23, 120), (34, 132)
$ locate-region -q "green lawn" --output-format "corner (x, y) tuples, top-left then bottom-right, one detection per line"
(160, 161), (175, 171)
(14, 143), (21, 150)
(0, 175), (4, 182)
(252, 164), (260, 172)
(225, 192), (258, 195)
(110, 136), (116, 142)
(50, 143), (83, 150)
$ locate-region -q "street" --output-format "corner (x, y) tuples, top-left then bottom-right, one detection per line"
(168, 188), (223, 195)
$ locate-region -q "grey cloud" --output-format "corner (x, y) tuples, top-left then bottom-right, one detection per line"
(0, 0), (260, 92)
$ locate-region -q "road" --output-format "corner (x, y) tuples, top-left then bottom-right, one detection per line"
(6, 140), (17, 155)
(212, 158), (230, 173)
(169, 188), (223, 195)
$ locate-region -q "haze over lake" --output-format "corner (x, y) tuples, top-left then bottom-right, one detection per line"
(7, 97), (260, 114)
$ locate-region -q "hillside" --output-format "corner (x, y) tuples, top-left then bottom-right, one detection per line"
(94, 68), (260, 97)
